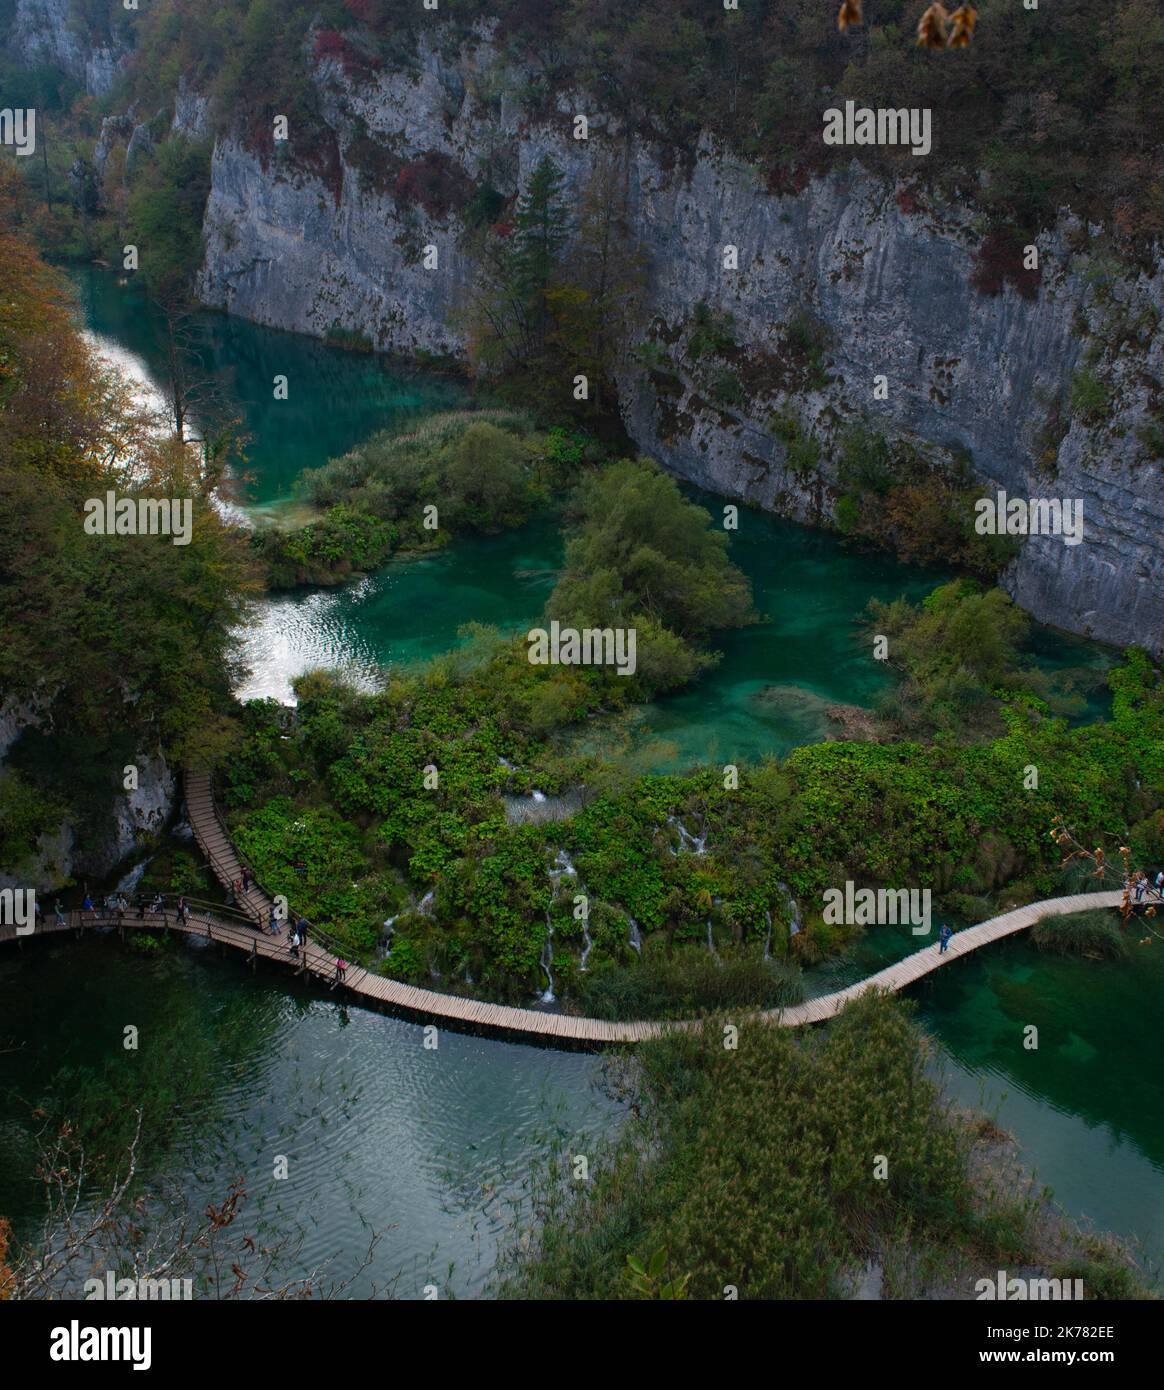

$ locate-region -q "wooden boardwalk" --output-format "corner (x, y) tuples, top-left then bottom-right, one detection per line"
(1, 772), (1123, 1048)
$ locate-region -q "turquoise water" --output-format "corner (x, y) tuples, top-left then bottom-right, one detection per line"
(0, 936), (615, 1298)
(75, 267), (1112, 742)
(72, 267), (467, 512)
(805, 919), (1164, 1273)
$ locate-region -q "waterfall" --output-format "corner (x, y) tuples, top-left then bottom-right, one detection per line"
(115, 856), (153, 895)
(546, 846), (594, 972)
(763, 910), (773, 961)
(418, 890), (435, 916)
(706, 918), (720, 960)
(539, 911), (556, 1003)
(666, 814), (708, 856)
(627, 916), (642, 954)
(778, 882), (802, 938)
(380, 914), (398, 958)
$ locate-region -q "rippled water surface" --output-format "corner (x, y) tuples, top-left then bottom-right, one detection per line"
(0, 938), (616, 1298)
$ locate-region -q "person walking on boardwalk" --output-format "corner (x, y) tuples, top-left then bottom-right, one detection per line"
(177, 895), (190, 926)
(54, 901), (66, 928)
(1156, 870), (1164, 900)
(82, 892), (95, 926)
(335, 957), (347, 985)
(1135, 873), (1147, 905)
(938, 923), (953, 954)
(289, 924), (300, 960)
(268, 905), (280, 936)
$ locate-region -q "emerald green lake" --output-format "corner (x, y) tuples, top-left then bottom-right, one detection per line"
(0, 935), (615, 1298)
(806, 922), (1164, 1275)
(27, 268), (1154, 1291)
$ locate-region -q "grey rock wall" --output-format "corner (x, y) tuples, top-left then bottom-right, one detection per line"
(11, 0), (127, 97)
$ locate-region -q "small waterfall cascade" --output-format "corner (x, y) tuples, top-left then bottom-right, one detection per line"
(666, 814), (708, 856)
(627, 916), (643, 954)
(763, 910), (773, 961)
(778, 882), (802, 939)
(547, 848), (593, 971)
(380, 913), (399, 958)
(115, 856), (154, 895)
(539, 910), (556, 1004)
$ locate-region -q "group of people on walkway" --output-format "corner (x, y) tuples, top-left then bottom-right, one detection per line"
(1131, 869), (1164, 905)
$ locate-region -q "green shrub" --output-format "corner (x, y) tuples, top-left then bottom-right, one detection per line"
(1029, 908), (1129, 960)
(575, 946), (803, 1020)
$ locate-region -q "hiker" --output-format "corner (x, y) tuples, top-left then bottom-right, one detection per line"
(34, 897), (44, 930)
(1156, 870), (1164, 900)
(939, 923), (953, 954)
(150, 892), (164, 917)
(335, 957), (348, 985)
(1135, 873), (1147, 904)
(241, 867), (252, 893)
(136, 892), (146, 919)
(268, 906), (280, 936)
(82, 893), (95, 926)
(177, 895), (190, 926)
(289, 926), (300, 960)
(54, 901), (66, 928)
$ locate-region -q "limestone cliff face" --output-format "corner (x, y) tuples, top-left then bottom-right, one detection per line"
(11, 0), (127, 97)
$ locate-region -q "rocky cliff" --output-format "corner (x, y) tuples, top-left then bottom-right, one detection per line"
(193, 29), (1163, 654)
(10, 0), (127, 97)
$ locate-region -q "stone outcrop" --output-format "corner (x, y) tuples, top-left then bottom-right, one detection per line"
(10, 0), (127, 98)
(0, 697), (177, 892)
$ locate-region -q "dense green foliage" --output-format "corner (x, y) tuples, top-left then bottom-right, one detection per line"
(259, 411), (599, 586)
(867, 579), (1094, 737)
(221, 590), (1163, 1003)
(497, 994), (1150, 1298)
(548, 458), (756, 693)
(576, 948), (803, 1022)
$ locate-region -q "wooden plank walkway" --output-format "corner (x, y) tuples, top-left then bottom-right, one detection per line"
(1, 772), (1123, 1048)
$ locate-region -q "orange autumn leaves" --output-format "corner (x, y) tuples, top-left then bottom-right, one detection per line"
(837, 2), (979, 49)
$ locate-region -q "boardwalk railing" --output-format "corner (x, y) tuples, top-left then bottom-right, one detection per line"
(185, 771), (366, 979)
(0, 886), (1127, 1046)
(2, 771), (1128, 1046)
